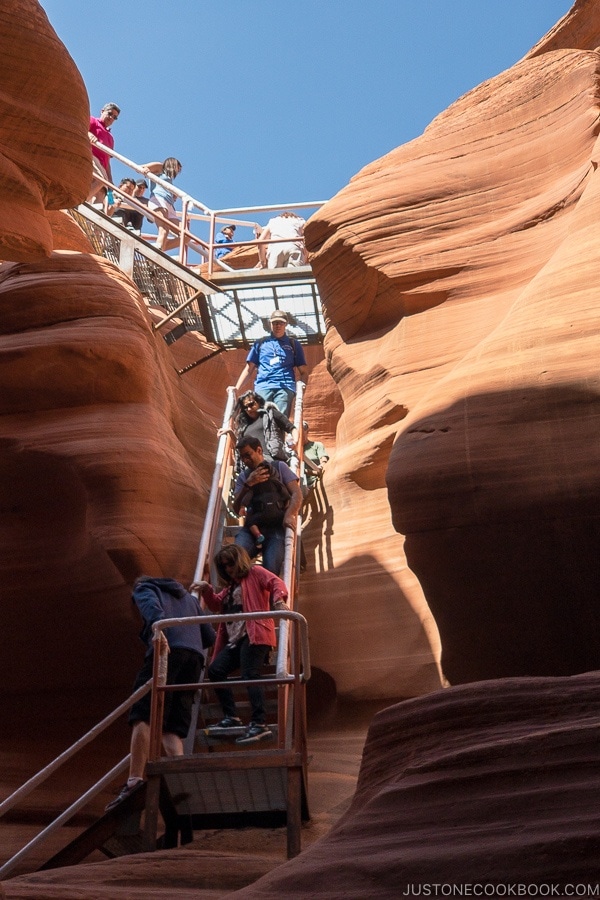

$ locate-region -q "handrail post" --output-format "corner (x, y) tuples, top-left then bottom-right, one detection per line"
(148, 632), (169, 764)
(207, 212), (217, 277)
(179, 198), (189, 266)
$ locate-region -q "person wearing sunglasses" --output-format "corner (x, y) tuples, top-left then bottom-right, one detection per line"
(223, 390), (298, 469)
(87, 102), (120, 205)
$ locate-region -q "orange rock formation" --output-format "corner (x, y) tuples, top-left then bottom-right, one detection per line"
(306, 0), (600, 687)
(3, 0), (600, 893)
(0, 1), (91, 262)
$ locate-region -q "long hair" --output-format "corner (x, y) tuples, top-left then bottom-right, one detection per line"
(234, 391), (265, 435)
(162, 157), (182, 179)
(214, 544), (253, 584)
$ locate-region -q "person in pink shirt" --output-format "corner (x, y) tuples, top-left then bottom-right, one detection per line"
(87, 102), (120, 204)
(193, 544), (289, 745)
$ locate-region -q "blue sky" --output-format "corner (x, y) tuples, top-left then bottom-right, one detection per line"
(41, 0), (572, 221)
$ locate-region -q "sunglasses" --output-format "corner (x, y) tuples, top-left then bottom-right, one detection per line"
(243, 400), (257, 410)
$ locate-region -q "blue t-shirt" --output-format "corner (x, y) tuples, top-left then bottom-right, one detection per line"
(248, 335), (307, 392)
(151, 173), (177, 207)
(215, 232), (233, 259)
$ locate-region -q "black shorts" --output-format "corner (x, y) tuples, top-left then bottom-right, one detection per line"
(128, 647), (203, 738)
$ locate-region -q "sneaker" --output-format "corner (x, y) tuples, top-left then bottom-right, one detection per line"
(105, 778), (144, 812)
(208, 716), (243, 730)
(236, 722), (272, 744)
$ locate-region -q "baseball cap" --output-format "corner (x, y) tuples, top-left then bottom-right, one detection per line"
(270, 310), (288, 324)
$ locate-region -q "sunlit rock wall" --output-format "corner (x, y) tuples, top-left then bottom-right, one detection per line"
(306, 0), (600, 686)
(0, 1), (91, 261)
(0, 253), (220, 693)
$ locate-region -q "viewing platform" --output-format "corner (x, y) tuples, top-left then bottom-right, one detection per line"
(70, 140), (326, 367)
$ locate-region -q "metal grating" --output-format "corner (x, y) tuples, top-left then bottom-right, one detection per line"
(164, 768), (287, 816)
(71, 208), (121, 264)
(68, 206), (325, 351)
(207, 279), (324, 348)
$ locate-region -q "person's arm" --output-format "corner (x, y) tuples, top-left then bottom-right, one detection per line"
(132, 582), (164, 627)
(257, 225), (271, 268)
(293, 340), (308, 384)
(141, 161), (165, 175)
(232, 465), (270, 514)
(255, 566), (289, 608)
(234, 361), (256, 393)
(296, 364), (308, 384)
(303, 456), (321, 475)
(190, 580), (223, 612)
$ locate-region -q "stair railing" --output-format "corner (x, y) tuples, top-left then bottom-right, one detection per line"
(87, 140), (325, 272)
(0, 682), (152, 880)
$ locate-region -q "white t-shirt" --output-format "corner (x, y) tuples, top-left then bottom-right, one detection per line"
(268, 215), (305, 241)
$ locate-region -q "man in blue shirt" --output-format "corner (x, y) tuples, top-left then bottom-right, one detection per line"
(234, 309), (308, 416)
(215, 224), (236, 259)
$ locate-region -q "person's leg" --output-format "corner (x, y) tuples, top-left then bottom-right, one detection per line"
(239, 638), (270, 724)
(287, 248), (304, 267)
(163, 648), (203, 750)
(266, 243), (283, 268)
(208, 644), (241, 719)
(261, 526), (286, 576)
(129, 720), (150, 779)
(87, 159), (109, 204)
(235, 527), (259, 561)
(162, 732), (184, 756)
(263, 387), (294, 416)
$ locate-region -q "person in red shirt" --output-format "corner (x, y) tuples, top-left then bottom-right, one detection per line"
(193, 544), (289, 745)
(87, 102), (120, 204)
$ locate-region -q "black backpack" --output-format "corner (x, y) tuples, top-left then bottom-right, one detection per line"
(246, 463), (290, 527)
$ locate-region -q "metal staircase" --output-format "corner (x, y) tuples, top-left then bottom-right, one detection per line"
(0, 385), (311, 877)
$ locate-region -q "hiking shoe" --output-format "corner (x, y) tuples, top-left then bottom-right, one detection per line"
(105, 778), (144, 812)
(236, 722), (272, 744)
(208, 716), (243, 730)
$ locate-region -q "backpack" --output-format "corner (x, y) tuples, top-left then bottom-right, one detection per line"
(246, 463), (290, 527)
(260, 404), (291, 462)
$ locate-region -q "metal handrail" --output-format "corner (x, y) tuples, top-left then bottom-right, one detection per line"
(89, 140), (326, 273)
(152, 610), (311, 682)
(0, 756), (131, 881)
(192, 386), (237, 585)
(147, 609), (310, 768)
(0, 682), (152, 880)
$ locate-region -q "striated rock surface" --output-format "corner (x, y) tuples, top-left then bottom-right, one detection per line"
(0, 2), (91, 262)
(0, 252), (217, 694)
(306, 0), (600, 687)
(232, 672), (600, 897)
(4, 0), (600, 895)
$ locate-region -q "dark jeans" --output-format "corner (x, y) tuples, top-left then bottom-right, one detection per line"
(236, 524), (285, 575)
(207, 637), (270, 724)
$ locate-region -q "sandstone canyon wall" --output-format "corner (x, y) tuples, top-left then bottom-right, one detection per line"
(0, 0), (442, 708)
(306, 0), (600, 688)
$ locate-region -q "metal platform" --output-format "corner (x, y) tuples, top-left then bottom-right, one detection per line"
(70, 205), (324, 354)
